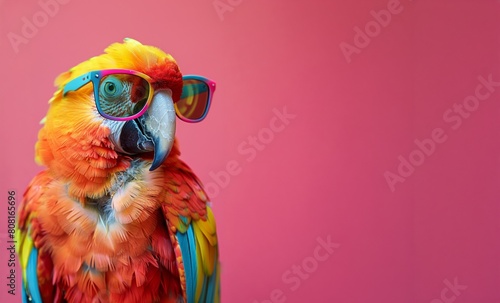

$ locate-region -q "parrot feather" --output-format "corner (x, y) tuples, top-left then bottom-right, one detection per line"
(176, 223), (198, 303)
(27, 248), (43, 303)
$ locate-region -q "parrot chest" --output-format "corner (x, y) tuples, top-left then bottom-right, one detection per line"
(36, 161), (181, 301)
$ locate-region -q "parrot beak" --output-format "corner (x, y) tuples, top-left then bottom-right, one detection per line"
(114, 89), (176, 171)
(143, 90), (177, 170)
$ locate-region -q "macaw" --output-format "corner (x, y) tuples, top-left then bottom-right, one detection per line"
(16, 38), (220, 303)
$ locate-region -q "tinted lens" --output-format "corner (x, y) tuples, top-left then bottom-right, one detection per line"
(98, 74), (150, 118)
(176, 79), (210, 121)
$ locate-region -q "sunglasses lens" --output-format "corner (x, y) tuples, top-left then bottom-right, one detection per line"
(98, 74), (150, 118)
(176, 79), (210, 121)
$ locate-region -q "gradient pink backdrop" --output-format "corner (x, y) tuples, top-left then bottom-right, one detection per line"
(1, 0), (500, 302)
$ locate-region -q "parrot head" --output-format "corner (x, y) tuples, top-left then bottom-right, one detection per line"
(35, 38), (214, 198)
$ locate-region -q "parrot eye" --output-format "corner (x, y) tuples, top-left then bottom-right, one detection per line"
(100, 76), (124, 99)
(105, 83), (116, 94)
(97, 74), (151, 119)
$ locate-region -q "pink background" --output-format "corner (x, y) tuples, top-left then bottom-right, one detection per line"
(1, 0), (500, 302)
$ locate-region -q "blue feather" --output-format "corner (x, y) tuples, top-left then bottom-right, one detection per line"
(205, 256), (218, 303)
(26, 247), (43, 303)
(177, 221), (198, 303)
(180, 216), (189, 225)
(199, 267), (208, 301)
(21, 282), (28, 303)
(199, 273), (209, 302)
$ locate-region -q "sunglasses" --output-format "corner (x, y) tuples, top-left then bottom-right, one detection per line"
(62, 69), (215, 122)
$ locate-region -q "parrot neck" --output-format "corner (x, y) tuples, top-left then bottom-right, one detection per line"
(64, 141), (180, 204)
(83, 159), (148, 223)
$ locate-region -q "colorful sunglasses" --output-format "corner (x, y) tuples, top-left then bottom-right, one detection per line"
(62, 69), (216, 122)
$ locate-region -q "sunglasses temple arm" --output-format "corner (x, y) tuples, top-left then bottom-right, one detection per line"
(62, 72), (92, 96)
